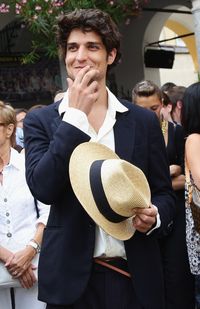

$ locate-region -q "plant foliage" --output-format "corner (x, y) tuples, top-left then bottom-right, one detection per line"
(0, 0), (149, 62)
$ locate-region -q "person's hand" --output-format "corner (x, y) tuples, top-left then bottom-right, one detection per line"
(18, 265), (37, 289)
(132, 204), (158, 233)
(67, 65), (100, 115)
(5, 246), (36, 278)
(170, 164), (182, 177)
(0, 246), (14, 263)
(0, 157), (4, 172)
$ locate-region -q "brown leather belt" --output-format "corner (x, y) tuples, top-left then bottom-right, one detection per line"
(94, 257), (131, 278)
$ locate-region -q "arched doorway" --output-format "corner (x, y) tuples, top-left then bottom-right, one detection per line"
(143, 5), (198, 87)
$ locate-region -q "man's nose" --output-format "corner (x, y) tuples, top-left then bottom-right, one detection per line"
(76, 46), (88, 61)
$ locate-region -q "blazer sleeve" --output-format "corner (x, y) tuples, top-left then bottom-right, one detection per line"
(24, 108), (90, 204)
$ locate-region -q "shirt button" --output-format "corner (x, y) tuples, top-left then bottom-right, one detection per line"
(4, 198), (7, 202)
(6, 220), (10, 224)
(6, 212), (10, 217)
(7, 232), (12, 238)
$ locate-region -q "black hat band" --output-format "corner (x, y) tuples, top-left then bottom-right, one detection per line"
(89, 160), (129, 223)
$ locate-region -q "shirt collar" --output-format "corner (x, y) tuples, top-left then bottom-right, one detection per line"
(58, 88), (128, 116)
(8, 147), (24, 171)
(107, 88), (128, 118)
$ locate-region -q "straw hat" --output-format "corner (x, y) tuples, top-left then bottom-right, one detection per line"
(69, 142), (151, 240)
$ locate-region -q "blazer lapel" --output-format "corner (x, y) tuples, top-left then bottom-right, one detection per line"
(51, 102), (63, 132)
(114, 111), (136, 161)
(52, 115), (63, 131)
(51, 101), (136, 161)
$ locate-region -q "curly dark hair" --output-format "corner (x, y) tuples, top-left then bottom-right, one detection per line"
(56, 8), (121, 69)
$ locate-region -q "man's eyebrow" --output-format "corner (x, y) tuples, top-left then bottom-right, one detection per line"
(87, 41), (102, 45)
(67, 42), (77, 46)
(67, 41), (102, 45)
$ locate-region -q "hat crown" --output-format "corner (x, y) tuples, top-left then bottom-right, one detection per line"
(69, 142), (151, 240)
(101, 160), (150, 217)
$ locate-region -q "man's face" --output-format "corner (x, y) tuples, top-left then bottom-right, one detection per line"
(135, 94), (163, 119)
(65, 29), (116, 83)
(16, 111), (26, 128)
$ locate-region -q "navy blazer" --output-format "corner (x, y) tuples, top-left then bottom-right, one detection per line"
(24, 99), (176, 308)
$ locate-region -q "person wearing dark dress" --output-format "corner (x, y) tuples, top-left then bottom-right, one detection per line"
(132, 80), (195, 309)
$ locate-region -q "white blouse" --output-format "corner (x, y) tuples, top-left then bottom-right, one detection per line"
(0, 148), (50, 252)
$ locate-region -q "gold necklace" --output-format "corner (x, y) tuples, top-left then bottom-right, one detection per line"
(161, 120), (168, 136)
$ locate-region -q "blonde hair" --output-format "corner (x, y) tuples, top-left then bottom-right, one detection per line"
(0, 101), (17, 147)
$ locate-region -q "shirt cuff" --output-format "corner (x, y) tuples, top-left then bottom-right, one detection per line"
(35, 214), (49, 227)
(62, 107), (89, 134)
(35, 201), (50, 226)
(146, 205), (161, 235)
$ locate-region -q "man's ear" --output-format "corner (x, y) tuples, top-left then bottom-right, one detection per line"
(107, 48), (117, 65)
(167, 103), (172, 113)
(177, 100), (182, 110)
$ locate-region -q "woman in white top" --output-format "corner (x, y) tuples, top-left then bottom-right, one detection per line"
(0, 101), (49, 309)
(182, 82), (200, 309)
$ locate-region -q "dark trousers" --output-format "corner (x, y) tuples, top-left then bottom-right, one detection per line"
(46, 261), (143, 309)
(195, 275), (200, 309)
(10, 288), (15, 309)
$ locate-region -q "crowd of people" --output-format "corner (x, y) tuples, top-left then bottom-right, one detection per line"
(0, 63), (61, 106)
(132, 80), (194, 308)
(0, 7), (200, 309)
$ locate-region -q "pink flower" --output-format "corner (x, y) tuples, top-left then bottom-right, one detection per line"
(52, 0), (64, 7)
(35, 6), (42, 11)
(16, 3), (21, 9)
(0, 3), (10, 13)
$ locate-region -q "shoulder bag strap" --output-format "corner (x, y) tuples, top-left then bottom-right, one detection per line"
(185, 156), (193, 205)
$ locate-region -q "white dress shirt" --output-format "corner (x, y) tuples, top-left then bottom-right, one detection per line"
(59, 89), (160, 258)
(0, 148), (50, 252)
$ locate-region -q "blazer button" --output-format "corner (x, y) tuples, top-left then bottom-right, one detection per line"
(167, 221), (173, 230)
(89, 221), (95, 228)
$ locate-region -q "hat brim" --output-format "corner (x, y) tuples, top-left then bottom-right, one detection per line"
(69, 142), (142, 240)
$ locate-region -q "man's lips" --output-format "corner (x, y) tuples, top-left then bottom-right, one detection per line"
(74, 65), (93, 70)
(74, 66), (85, 69)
